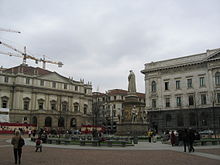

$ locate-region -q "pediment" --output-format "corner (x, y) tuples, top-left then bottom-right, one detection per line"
(206, 49), (220, 61)
(38, 72), (70, 83)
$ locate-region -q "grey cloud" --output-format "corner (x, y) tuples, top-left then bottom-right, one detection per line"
(1, 0), (220, 92)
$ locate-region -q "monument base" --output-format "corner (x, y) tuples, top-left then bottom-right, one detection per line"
(116, 123), (148, 136)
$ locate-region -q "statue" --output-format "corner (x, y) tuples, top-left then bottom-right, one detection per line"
(131, 106), (138, 123)
(128, 70), (136, 93)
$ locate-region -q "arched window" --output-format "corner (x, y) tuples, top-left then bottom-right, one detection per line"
(215, 72), (220, 85)
(177, 113), (184, 127)
(32, 116), (37, 125)
(58, 117), (64, 127)
(70, 118), (76, 127)
(45, 117), (52, 127)
(23, 116), (28, 124)
(74, 102), (79, 112)
(151, 81), (156, 92)
(189, 112), (196, 126)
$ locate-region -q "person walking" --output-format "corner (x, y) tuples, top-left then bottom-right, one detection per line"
(188, 128), (195, 152)
(35, 137), (42, 152)
(11, 130), (25, 164)
(170, 131), (176, 146)
(182, 129), (189, 152)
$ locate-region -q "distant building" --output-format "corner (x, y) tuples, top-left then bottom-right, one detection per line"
(0, 64), (93, 130)
(141, 48), (220, 133)
(92, 89), (145, 131)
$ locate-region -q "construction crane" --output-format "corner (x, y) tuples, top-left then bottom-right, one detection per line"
(0, 27), (21, 34)
(0, 41), (63, 69)
(40, 55), (63, 69)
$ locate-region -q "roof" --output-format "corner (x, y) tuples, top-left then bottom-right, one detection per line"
(107, 89), (145, 98)
(3, 64), (52, 76)
(141, 48), (220, 73)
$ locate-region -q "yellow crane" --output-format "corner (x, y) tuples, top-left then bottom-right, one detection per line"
(0, 41), (63, 69)
(0, 28), (63, 69)
(0, 27), (21, 33)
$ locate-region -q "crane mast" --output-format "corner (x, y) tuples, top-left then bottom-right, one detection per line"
(0, 41), (63, 69)
(0, 28), (21, 33)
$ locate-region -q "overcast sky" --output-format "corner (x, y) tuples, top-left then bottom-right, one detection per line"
(0, 0), (220, 93)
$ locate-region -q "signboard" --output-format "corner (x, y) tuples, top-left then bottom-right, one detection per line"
(0, 108), (9, 122)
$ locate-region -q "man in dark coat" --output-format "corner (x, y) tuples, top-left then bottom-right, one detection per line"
(182, 129), (189, 152)
(188, 128), (195, 152)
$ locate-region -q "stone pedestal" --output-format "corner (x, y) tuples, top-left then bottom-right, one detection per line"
(116, 94), (148, 136)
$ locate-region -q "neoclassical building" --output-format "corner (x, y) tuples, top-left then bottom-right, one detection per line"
(141, 48), (220, 133)
(92, 89), (145, 131)
(0, 64), (93, 130)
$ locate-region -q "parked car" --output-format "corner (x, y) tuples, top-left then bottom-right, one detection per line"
(199, 130), (213, 135)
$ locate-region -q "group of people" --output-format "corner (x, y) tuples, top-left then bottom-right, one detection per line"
(170, 128), (197, 152)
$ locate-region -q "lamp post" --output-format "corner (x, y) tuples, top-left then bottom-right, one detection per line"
(111, 105), (113, 134)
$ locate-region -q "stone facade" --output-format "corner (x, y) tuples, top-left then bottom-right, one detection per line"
(141, 48), (220, 133)
(92, 89), (145, 131)
(0, 64), (93, 130)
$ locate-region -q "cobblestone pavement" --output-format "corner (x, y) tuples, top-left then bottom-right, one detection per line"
(0, 135), (219, 165)
(197, 149), (220, 156)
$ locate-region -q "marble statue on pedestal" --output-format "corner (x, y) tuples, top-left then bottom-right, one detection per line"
(128, 70), (136, 93)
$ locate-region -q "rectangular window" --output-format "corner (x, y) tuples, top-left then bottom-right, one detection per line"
(39, 102), (44, 110)
(114, 96), (116, 100)
(217, 93), (220, 103)
(165, 98), (170, 107)
(152, 99), (156, 108)
(2, 100), (7, 108)
(201, 94), (207, 105)
(165, 82), (169, 90)
(176, 80), (180, 89)
(187, 79), (192, 88)
(24, 101), (29, 110)
(75, 86), (78, 91)
(188, 95), (194, 106)
(4, 76), (9, 83)
(52, 82), (56, 88)
(62, 104), (67, 111)
(40, 80), (44, 86)
(64, 84), (67, 89)
(176, 97), (181, 107)
(26, 78), (30, 84)
(51, 103), (56, 110)
(200, 77), (205, 87)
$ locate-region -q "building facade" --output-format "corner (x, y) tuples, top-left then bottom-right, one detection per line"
(0, 64), (93, 130)
(92, 89), (145, 132)
(141, 48), (220, 133)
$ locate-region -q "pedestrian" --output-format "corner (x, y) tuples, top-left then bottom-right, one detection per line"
(147, 130), (153, 143)
(28, 129), (32, 138)
(182, 129), (189, 152)
(170, 131), (176, 146)
(35, 137), (42, 152)
(188, 128), (195, 152)
(11, 130), (25, 164)
(33, 130), (36, 137)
